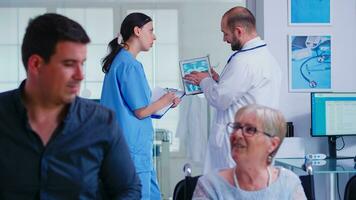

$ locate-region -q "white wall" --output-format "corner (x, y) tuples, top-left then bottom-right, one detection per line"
(179, 2), (236, 71)
(257, 0), (356, 140)
(254, 1), (356, 199)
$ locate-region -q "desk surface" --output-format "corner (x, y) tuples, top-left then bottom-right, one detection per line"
(275, 158), (356, 174)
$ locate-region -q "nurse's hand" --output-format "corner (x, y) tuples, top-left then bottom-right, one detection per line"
(171, 97), (181, 108)
(159, 92), (176, 106)
(183, 71), (209, 85)
(136, 92), (177, 119)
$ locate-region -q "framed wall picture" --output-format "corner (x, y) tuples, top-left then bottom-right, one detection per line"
(289, 0), (331, 25)
(288, 35), (332, 92)
(179, 55), (211, 95)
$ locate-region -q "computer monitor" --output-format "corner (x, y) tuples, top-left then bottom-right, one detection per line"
(311, 92), (356, 158)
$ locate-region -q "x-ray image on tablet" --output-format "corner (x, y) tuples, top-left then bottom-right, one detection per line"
(179, 56), (211, 95)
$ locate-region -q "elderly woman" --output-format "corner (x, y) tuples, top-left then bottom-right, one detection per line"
(192, 104), (307, 199)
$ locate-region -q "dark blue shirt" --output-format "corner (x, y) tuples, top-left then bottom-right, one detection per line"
(0, 83), (141, 200)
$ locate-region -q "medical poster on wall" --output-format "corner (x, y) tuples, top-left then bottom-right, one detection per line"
(179, 56), (210, 95)
(288, 35), (332, 92)
(289, 0), (331, 25)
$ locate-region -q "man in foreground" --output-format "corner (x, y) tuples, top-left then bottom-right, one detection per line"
(0, 13), (141, 199)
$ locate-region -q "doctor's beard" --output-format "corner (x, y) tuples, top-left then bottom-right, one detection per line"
(231, 36), (243, 51)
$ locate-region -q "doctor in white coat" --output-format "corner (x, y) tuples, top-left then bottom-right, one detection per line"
(184, 6), (282, 173)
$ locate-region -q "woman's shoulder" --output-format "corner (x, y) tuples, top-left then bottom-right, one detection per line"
(277, 167), (300, 178)
(197, 168), (235, 190)
(218, 168), (234, 185)
(193, 169), (236, 199)
(275, 166), (301, 186)
(197, 170), (235, 190)
(199, 169), (230, 183)
(112, 49), (141, 69)
(119, 49), (139, 63)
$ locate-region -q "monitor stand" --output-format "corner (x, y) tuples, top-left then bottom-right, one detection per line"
(328, 136), (337, 159)
(326, 136), (338, 171)
(328, 136), (352, 160)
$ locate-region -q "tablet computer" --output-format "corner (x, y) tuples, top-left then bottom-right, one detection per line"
(179, 55), (211, 95)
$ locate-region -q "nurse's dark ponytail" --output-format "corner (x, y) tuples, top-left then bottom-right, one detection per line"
(102, 12), (152, 73)
(102, 38), (122, 73)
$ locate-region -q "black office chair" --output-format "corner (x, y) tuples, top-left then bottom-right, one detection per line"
(173, 163), (201, 200)
(344, 175), (356, 200)
(173, 175), (201, 200)
(300, 161), (315, 200)
(299, 175), (315, 200)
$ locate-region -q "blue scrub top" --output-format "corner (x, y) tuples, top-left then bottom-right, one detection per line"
(100, 49), (154, 172)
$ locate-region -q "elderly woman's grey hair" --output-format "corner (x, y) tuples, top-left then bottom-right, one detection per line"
(235, 104), (287, 163)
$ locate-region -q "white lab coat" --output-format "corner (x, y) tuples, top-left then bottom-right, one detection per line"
(176, 95), (208, 164)
(200, 37), (282, 174)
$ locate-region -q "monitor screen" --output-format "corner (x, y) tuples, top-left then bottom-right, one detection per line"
(311, 92), (356, 136)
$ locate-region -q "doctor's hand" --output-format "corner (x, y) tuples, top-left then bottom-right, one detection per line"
(183, 71), (209, 85)
(210, 67), (220, 82)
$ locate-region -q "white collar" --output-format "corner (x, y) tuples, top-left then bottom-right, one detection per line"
(241, 36), (265, 50)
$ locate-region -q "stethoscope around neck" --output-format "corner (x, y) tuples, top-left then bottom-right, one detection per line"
(219, 44), (267, 78)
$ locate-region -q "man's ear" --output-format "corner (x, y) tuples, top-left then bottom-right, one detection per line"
(233, 26), (244, 37)
(27, 54), (44, 75)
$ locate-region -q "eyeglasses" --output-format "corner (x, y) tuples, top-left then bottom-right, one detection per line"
(226, 122), (272, 137)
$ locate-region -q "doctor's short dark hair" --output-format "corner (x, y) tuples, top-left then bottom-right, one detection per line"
(21, 13), (90, 71)
(224, 6), (256, 33)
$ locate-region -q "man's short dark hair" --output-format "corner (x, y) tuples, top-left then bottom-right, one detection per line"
(224, 6), (256, 33)
(21, 13), (90, 70)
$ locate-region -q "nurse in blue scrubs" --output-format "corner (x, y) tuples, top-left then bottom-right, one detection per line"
(100, 13), (180, 200)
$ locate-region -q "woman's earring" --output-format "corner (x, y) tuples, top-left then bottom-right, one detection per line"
(267, 155), (273, 164)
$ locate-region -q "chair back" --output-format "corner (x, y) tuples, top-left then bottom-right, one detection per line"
(173, 176), (201, 200)
(344, 175), (356, 200)
(299, 175), (315, 200)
